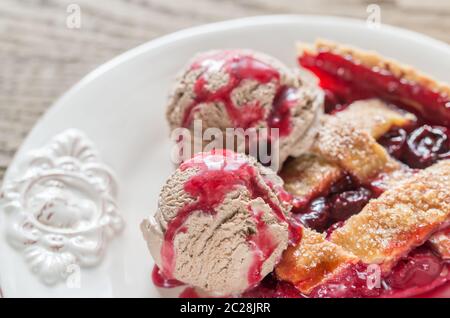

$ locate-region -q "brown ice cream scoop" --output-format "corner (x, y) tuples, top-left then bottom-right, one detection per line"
(166, 49), (324, 169)
(141, 150), (292, 295)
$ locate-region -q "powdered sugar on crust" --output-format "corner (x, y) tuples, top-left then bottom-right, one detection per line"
(330, 160), (450, 272)
(275, 227), (358, 294)
(312, 115), (398, 182)
(334, 99), (416, 139)
(280, 153), (342, 200)
(429, 229), (450, 260)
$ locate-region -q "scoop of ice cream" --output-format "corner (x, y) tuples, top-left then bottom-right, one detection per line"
(166, 49), (324, 169)
(141, 149), (291, 295)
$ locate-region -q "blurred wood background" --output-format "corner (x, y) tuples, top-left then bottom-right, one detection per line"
(0, 0), (449, 184)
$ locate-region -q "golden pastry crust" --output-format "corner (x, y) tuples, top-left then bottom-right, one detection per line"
(297, 39), (450, 97)
(282, 100), (414, 198)
(335, 99), (416, 139)
(330, 160), (450, 272)
(280, 154), (342, 200)
(275, 228), (359, 294)
(370, 166), (416, 193)
(312, 115), (398, 182)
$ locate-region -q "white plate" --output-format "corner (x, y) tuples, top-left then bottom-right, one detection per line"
(1, 15), (450, 298)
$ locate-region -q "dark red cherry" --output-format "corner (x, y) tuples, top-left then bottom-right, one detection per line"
(378, 127), (408, 160)
(329, 175), (355, 194)
(323, 89), (347, 114)
(329, 187), (372, 221)
(325, 221), (345, 239)
(297, 197), (331, 232)
(386, 247), (443, 290)
(403, 125), (449, 168)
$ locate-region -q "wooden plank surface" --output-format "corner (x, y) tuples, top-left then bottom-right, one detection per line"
(1, 0), (449, 184)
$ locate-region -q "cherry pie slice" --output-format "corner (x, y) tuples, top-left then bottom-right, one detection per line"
(270, 40), (450, 298)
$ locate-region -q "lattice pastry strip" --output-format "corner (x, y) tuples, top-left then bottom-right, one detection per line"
(334, 99), (416, 139)
(312, 114), (399, 182)
(297, 39), (450, 98)
(280, 154), (342, 201)
(275, 227), (359, 294)
(329, 160), (450, 272)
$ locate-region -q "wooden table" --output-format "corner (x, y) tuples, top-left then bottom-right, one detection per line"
(1, 0), (449, 184)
